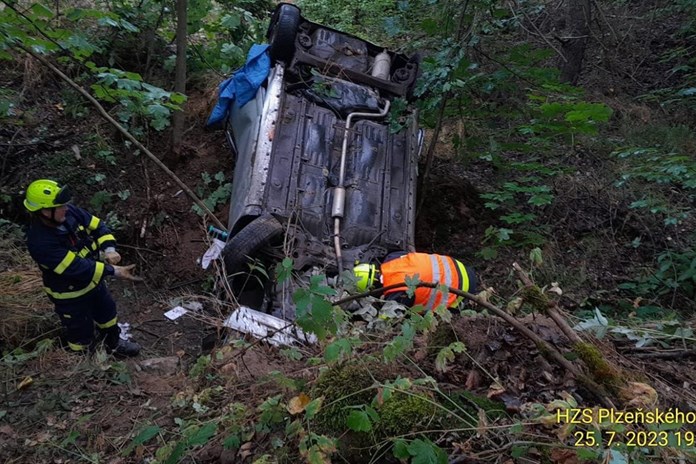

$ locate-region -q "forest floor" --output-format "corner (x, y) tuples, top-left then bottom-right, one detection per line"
(2, 61), (696, 464)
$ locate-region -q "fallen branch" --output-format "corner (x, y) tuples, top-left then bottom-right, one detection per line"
(333, 281), (616, 408)
(512, 263), (583, 344)
(512, 262), (630, 396)
(11, 43), (226, 231)
(629, 349), (696, 360)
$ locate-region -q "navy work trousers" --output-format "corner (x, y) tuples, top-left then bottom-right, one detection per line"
(53, 283), (119, 351)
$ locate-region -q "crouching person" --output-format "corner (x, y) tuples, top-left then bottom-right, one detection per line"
(24, 179), (142, 357)
(354, 252), (477, 311)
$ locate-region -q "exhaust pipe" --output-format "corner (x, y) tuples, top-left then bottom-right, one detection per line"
(333, 100), (391, 275)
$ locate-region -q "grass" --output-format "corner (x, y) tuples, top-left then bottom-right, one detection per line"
(0, 242), (56, 350)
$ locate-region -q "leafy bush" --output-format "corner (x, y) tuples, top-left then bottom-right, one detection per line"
(619, 247), (696, 308)
(192, 171), (232, 216)
(89, 66), (186, 131)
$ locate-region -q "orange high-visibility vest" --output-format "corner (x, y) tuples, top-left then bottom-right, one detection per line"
(381, 253), (472, 310)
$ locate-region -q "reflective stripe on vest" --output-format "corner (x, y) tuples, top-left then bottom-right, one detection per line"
(425, 254), (444, 310)
(88, 216), (100, 231)
(382, 253), (469, 311)
(97, 234), (116, 246)
(77, 242), (98, 258)
(53, 251), (77, 275)
(96, 316), (117, 329)
(44, 262), (105, 300)
(68, 341), (87, 352)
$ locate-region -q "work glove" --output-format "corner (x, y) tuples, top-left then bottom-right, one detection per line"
(104, 247), (122, 265)
(112, 264), (144, 282)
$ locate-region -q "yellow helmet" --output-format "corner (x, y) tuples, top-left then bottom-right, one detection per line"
(24, 179), (72, 212)
(354, 263), (378, 292)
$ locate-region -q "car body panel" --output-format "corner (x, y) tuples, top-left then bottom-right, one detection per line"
(220, 4), (422, 319)
(226, 59), (418, 269)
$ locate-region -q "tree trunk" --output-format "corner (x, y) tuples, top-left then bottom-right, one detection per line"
(170, 0), (187, 161)
(559, 0), (591, 85)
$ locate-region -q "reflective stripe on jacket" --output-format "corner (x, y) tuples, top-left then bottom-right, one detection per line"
(381, 253), (475, 310)
(26, 204), (116, 301)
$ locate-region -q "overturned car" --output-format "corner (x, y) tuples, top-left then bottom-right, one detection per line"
(210, 3), (423, 324)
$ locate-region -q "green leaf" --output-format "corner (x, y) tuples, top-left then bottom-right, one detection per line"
(407, 438), (447, 464)
(565, 102), (612, 123)
(66, 33), (100, 58)
(606, 449), (628, 464)
(97, 17), (119, 27)
(404, 273), (420, 297)
(119, 19), (139, 33)
(496, 228), (512, 241)
(147, 104), (171, 130)
(29, 38), (59, 54)
(392, 377), (412, 390)
(30, 3), (54, 18)
(433, 303), (452, 323)
(392, 439), (409, 459)
(170, 92), (187, 105)
(304, 397), (324, 419)
(117, 78), (142, 91)
(501, 212), (536, 224)
(365, 405), (379, 422)
(479, 247), (497, 260)
(97, 72), (119, 86)
(187, 422), (216, 446)
(142, 82), (170, 100)
(164, 441), (187, 464)
(383, 324), (415, 362)
(528, 193), (553, 206)
(576, 448), (601, 460)
(509, 421), (523, 434)
(311, 295), (334, 324)
(434, 341), (466, 372)
(293, 289), (311, 314)
(285, 419), (303, 437)
(121, 425), (160, 455)
(60, 430), (80, 447)
(324, 339), (352, 364)
(346, 410), (372, 432)
(221, 13), (241, 29)
(0, 100), (11, 116)
(280, 347), (303, 361)
(511, 445), (528, 458)
(529, 247), (543, 267)
(309, 274), (337, 296)
(313, 285), (337, 296)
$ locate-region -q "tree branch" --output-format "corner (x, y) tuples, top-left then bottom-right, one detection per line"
(10, 42), (226, 230)
(333, 280), (615, 408)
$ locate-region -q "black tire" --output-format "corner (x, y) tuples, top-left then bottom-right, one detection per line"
(222, 214), (283, 273)
(267, 3), (301, 64)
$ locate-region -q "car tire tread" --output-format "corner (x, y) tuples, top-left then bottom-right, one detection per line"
(222, 214), (283, 273)
(268, 4), (300, 64)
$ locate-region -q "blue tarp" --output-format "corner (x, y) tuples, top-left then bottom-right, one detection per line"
(206, 44), (271, 129)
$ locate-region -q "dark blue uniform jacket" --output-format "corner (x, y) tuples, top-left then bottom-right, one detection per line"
(26, 205), (116, 302)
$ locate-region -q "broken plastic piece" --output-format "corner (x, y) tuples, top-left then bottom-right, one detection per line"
(200, 238), (226, 270)
(223, 305), (317, 346)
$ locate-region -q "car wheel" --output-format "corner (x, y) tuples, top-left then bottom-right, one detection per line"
(267, 4), (301, 64)
(222, 213), (284, 273)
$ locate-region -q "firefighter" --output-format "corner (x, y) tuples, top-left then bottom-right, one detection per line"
(24, 179), (142, 356)
(353, 252), (476, 311)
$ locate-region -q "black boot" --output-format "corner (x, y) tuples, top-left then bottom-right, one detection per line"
(98, 325), (140, 357)
(113, 339), (141, 357)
